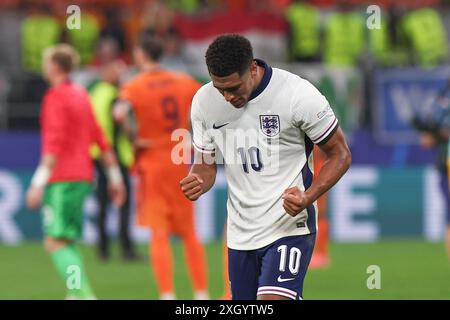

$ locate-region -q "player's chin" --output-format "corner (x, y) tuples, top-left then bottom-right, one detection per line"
(231, 99), (246, 108)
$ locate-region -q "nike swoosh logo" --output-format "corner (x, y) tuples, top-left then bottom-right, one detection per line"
(277, 275), (295, 283)
(213, 122), (229, 129)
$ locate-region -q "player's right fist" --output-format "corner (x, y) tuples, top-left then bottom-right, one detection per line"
(180, 174), (204, 201)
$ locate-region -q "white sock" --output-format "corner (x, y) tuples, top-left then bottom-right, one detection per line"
(161, 292), (176, 300)
(194, 290), (209, 300)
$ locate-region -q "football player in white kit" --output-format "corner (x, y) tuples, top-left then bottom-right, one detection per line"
(180, 34), (351, 300)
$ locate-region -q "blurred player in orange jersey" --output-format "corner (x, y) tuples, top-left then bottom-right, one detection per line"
(309, 146), (330, 268)
(114, 30), (208, 300)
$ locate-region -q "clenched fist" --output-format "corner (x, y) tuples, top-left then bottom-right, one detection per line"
(180, 174), (204, 201)
(282, 187), (312, 217)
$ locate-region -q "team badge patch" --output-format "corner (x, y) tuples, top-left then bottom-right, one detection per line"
(259, 115), (280, 137)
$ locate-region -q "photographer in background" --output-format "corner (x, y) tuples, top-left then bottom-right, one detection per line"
(413, 81), (450, 260)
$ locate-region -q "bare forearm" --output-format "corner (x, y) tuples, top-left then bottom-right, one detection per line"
(180, 150), (217, 201)
(305, 151), (351, 203)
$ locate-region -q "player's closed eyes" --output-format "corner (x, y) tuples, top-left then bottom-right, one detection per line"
(215, 85), (241, 95)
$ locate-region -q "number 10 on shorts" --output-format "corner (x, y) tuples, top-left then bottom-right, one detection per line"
(277, 245), (301, 275)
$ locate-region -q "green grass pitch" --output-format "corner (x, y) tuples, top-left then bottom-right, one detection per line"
(0, 240), (449, 299)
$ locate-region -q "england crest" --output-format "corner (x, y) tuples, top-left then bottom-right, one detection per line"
(259, 115), (280, 137)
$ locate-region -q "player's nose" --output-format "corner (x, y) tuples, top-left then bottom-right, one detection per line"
(223, 91), (234, 102)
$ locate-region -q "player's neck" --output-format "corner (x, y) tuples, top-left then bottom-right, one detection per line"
(140, 62), (160, 73)
(251, 65), (265, 93)
(50, 74), (69, 87)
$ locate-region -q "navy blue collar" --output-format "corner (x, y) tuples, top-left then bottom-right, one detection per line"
(249, 59), (272, 101)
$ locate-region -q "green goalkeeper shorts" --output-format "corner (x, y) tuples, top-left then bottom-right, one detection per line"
(42, 181), (91, 240)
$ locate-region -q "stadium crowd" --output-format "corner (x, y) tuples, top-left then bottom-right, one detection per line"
(0, 0), (449, 130)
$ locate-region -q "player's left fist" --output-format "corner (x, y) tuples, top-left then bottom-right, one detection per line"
(282, 187), (311, 217)
(26, 186), (44, 210)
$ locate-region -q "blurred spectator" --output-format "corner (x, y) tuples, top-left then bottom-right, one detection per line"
(90, 37), (127, 68)
(123, 0), (177, 59)
(99, 8), (126, 56)
(285, 0), (321, 62)
(323, 0), (364, 67)
(89, 60), (138, 261)
(160, 28), (190, 73)
(402, 7), (449, 68)
(66, 12), (101, 65)
(369, 5), (410, 67)
(21, 3), (61, 73)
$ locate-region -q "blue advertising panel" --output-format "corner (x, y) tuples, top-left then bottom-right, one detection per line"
(373, 66), (450, 145)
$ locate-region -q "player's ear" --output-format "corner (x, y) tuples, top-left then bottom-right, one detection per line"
(249, 61), (258, 77)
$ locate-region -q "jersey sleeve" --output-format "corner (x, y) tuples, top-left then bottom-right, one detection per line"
(190, 94), (215, 154)
(41, 93), (67, 157)
(292, 82), (338, 145)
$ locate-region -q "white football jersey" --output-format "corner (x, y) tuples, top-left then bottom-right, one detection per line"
(191, 60), (338, 250)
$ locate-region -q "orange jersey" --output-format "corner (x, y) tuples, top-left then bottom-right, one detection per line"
(121, 68), (201, 163)
(120, 68), (201, 231)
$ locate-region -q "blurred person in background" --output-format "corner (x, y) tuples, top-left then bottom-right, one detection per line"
(285, 0), (321, 62)
(123, 0), (176, 60)
(65, 11), (101, 66)
(26, 44), (125, 299)
(21, 2), (61, 73)
(89, 40), (139, 261)
(402, 5), (448, 68)
(51, 1), (103, 67)
(412, 81), (450, 260)
(323, 0), (364, 67)
(98, 8), (127, 60)
(90, 36), (126, 69)
(369, 5), (410, 67)
(114, 30), (209, 300)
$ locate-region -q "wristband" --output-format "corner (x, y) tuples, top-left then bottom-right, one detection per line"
(31, 165), (51, 188)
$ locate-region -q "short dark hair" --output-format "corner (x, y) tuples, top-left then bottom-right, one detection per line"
(205, 34), (254, 77)
(136, 29), (164, 62)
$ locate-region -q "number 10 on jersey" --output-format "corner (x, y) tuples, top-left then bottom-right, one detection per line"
(237, 147), (263, 173)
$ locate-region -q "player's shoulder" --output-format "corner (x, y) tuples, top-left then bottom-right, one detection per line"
(273, 68), (319, 94)
(122, 71), (147, 88)
(46, 81), (85, 100)
(192, 81), (220, 105)
(190, 82), (221, 115)
(274, 67), (325, 103)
